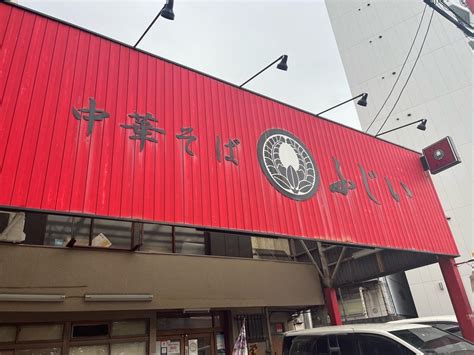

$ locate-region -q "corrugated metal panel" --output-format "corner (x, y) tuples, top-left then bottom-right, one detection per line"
(331, 250), (438, 287)
(0, 3), (458, 255)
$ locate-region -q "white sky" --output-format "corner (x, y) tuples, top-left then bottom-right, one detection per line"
(19, 0), (361, 129)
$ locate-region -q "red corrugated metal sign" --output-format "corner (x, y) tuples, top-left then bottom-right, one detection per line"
(0, 4), (458, 255)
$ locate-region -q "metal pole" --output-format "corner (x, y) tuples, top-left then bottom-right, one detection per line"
(324, 288), (343, 325)
(375, 119), (423, 137)
(331, 247), (347, 280)
(315, 93), (364, 116)
(298, 240), (325, 281)
(264, 307), (273, 354)
(439, 257), (474, 341)
(134, 7), (164, 48)
(302, 310), (313, 329)
(240, 56), (283, 88)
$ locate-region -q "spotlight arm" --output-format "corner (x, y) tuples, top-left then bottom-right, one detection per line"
(134, 6), (164, 48)
(315, 93), (366, 116)
(240, 55), (285, 88)
(375, 119), (425, 137)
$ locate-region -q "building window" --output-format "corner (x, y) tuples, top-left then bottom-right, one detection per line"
(157, 316), (213, 331)
(92, 219), (133, 249)
(110, 342), (146, 355)
(25, 213), (211, 255)
(29, 214), (134, 249)
(111, 320), (147, 337)
(16, 348), (62, 355)
(174, 227), (208, 255)
(139, 225), (209, 256)
(72, 324), (109, 338)
(17, 324), (64, 342)
(69, 320), (148, 355)
(69, 344), (108, 354)
(0, 326), (16, 343)
(44, 215), (91, 247)
(0, 320), (148, 354)
(69, 343), (147, 355)
(140, 224), (173, 253)
(0, 324), (64, 354)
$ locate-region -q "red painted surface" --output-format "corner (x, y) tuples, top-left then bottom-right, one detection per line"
(439, 257), (474, 341)
(466, 0), (474, 14)
(324, 288), (342, 326)
(0, 3), (458, 255)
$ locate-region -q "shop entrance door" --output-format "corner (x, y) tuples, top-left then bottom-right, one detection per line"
(157, 333), (214, 355)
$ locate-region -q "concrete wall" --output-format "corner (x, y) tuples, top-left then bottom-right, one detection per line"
(0, 244), (324, 313)
(326, 0), (473, 316)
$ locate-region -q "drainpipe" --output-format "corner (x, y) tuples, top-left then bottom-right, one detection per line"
(264, 307), (273, 355)
(302, 309), (313, 329)
(359, 287), (368, 319)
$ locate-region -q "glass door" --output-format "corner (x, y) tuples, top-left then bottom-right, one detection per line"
(157, 336), (184, 355)
(185, 333), (212, 355)
(157, 333), (214, 355)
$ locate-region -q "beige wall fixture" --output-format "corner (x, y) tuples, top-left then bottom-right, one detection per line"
(84, 294), (153, 302)
(0, 294), (65, 302)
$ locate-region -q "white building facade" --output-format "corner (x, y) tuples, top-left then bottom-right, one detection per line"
(326, 0), (473, 316)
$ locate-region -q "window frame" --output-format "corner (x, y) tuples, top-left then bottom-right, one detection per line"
(0, 319), (150, 355)
(355, 332), (416, 355)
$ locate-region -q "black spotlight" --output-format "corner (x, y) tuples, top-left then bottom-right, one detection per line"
(357, 93), (368, 107)
(161, 0), (175, 20)
(277, 55), (288, 71)
(417, 119), (427, 131)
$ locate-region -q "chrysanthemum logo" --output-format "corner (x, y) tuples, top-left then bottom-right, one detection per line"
(257, 129), (320, 201)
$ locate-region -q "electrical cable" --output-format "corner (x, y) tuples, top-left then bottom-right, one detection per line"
(134, 5), (165, 48)
(365, 5), (428, 134)
(374, 9), (435, 136)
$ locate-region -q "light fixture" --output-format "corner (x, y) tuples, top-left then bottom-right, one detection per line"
(357, 93), (368, 107)
(160, 0), (175, 20)
(0, 294), (65, 302)
(240, 54), (289, 88)
(84, 294), (153, 302)
(276, 55), (288, 71)
(316, 93), (369, 116)
(134, 0), (175, 48)
(417, 119), (427, 131)
(183, 308), (210, 314)
(376, 118), (428, 137)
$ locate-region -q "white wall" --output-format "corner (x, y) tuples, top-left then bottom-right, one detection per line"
(326, 0), (473, 316)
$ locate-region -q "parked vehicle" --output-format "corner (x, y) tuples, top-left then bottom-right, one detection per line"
(389, 315), (461, 337)
(283, 323), (474, 354)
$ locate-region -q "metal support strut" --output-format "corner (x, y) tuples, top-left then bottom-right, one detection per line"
(439, 257), (474, 341)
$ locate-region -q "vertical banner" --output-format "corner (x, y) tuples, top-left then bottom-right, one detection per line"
(232, 321), (248, 355)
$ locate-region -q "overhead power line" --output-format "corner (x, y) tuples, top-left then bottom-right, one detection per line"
(374, 9), (435, 136)
(365, 5), (428, 134)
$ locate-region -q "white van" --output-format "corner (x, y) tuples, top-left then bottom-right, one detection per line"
(388, 315), (460, 337)
(283, 323), (474, 354)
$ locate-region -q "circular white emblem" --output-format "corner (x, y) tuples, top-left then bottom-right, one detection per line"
(257, 129), (319, 200)
(433, 149), (445, 160)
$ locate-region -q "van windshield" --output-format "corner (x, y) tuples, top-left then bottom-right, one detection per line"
(391, 327), (474, 354)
